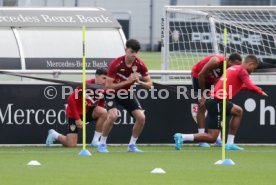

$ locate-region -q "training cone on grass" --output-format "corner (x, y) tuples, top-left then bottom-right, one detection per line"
(27, 160), (41, 166)
(215, 159), (235, 165)
(78, 149), (92, 156)
(151, 168), (166, 174)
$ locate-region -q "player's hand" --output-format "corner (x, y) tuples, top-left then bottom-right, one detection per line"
(262, 91), (268, 96)
(128, 73), (138, 83)
(75, 119), (83, 128)
(198, 96), (206, 107)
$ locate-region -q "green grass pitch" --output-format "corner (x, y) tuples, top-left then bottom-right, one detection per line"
(1, 146), (276, 185)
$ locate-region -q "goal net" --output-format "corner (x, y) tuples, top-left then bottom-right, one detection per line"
(161, 6), (276, 72)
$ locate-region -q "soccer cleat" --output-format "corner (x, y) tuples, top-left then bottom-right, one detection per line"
(225, 144), (244, 151)
(198, 142), (210, 147)
(90, 141), (100, 148)
(214, 139), (222, 147)
(174, 133), (183, 150)
(46, 129), (56, 146)
(128, 144), (143, 152)
(97, 144), (109, 153)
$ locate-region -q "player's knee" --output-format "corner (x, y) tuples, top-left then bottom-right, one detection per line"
(136, 113), (145, 125)
(107, 112), (118, 122)
(100, 109), (108, 119)
(234, 106), (243, 116)
(66, 143), (77, 147)
(208, 137), (217, 143)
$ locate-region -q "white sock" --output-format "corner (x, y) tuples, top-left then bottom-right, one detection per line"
(198, 128), (205, 134)
(217, 132), (221, 141)
(51, 129), (60, 140)
(181, 134), (194, 141)
(227, 134), (235, 145)
(92, 131), (101, 143)
(100, 136), (107, 145)
(129, 136), (138, 145)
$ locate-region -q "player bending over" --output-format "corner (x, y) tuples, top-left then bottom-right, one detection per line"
(175, 55), (267, 150)
(46, 68), (107, 147)
(191, 53), (242, 147)
(97, 39), (153, 153)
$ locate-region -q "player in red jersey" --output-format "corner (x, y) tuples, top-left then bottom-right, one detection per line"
(175, 55), (267, 150)
(97, 39), (153, 153)
(192, 53), (242, 147)
(46, 68), (108, 147)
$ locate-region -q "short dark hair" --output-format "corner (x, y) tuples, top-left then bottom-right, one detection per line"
(244, 54), (259, 65)
(95, 68), (107, 75)
(229, 53), (242, 62)
(126, 39), (141, 52)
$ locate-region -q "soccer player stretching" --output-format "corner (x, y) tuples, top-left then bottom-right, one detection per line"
(46, 68), (107, 147)
(175, 55), (267, 150)
(191, 53), (242, 147)
(97, 39), (153, 153)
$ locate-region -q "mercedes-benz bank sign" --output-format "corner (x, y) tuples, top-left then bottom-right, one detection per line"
(0, 84), (275, 144)
(0, 104), (134, 125)
(0, 9), (121, 28)
(0, 104), (67, 125)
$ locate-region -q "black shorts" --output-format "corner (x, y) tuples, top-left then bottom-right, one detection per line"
(105, 93), (142, 115)
(67, 106), (95, 134)
(205, 99), (234, 129)
(192, 75), (213, 92)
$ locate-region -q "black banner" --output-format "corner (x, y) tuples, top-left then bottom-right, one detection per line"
(0, 58), (21, 69)
(0, 84), (275, 144)
(169, 21), (276, 55)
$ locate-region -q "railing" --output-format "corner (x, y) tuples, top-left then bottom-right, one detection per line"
(0, 70), (275, 83)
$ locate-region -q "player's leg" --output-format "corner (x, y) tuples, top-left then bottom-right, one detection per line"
(226, 103), (244, 150)
(174, 112), (221, 150)
(174, 98), (221, 150)
(192, 76), (210, 147)
(174, 129), (220, 150)
(97, 106), (118, 153)
(90, 106), (107, 147)
(197, 104), (210, 147)
(128, 109), (145, 152)
(46, 118), (78, 147)
(120, 94), (144, 152)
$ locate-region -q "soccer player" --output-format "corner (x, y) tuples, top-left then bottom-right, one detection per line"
(175, 55), (267, 150)
(97, 39), (153, 153)
(192, 53), (242, 147)
(46, 68), (108, 147)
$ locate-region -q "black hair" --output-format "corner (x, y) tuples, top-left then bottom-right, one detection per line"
(244, 54), (259, 65)
(229, 53), (242, 62)
(95, 68), (107, 75)
(126, 39), (141, 52)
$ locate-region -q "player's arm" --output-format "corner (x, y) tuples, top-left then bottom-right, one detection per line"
(198, 56), (221, 92)
(239, 69), (267, 96)
(67, 92), (83, 128)
(137, 75), (153, 89)
(105, 75), (136, 90)
(136, 61), (152, 89)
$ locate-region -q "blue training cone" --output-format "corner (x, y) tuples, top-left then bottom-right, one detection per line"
(78, 149), (92, 156)
(214, 159), (235, 165)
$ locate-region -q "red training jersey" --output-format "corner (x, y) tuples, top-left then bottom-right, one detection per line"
(107, 55), (149, 90)
(192, 54), (224, 83)
(211, 65), (263, 100)
(66, 79), (105, 120)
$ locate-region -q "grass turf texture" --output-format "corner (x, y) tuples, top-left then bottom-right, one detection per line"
(1, 146), (276, 185)
(138, 52), (162, 70)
